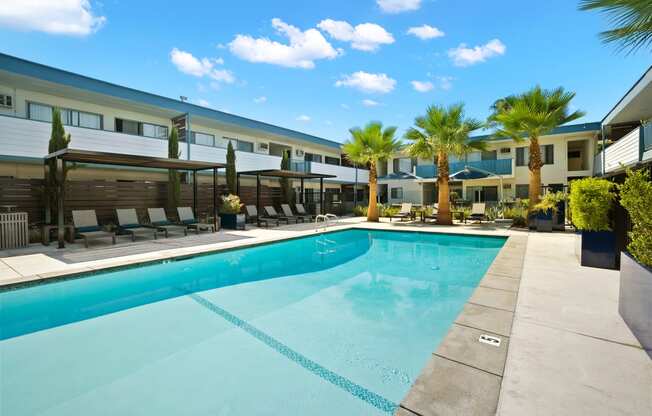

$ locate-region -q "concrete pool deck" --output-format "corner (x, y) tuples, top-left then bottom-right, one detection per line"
(1, 219), (650, 415)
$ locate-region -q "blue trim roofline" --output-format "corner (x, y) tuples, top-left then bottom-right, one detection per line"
(469, 122), (601, 142)
(0, 53), (343, 150)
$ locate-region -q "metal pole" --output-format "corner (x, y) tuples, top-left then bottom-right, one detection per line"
(213, 168), (218, 231)
(44, 160), (51, 225)
(236, 173), (240, 195)
(192, 170), (198, 218)
(57, 158), (65, 249)
(256, 174), (261, 216)
(320, 178), (324, 215)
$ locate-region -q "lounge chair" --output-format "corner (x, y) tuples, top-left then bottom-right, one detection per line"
(468, 203), (487, 223)
(177, 207), (216, 233)
(389, 203), (413, 222)
(72, 210), (116, 248)
(147, 208), (188, 236)
(116, 209), (159, 241)
(295, 203), (315, 220)
(264, 206), (296, 224)
(245, 205), (278, 227)
(281, 204), (309, 222)
(422, 204), (438, 222)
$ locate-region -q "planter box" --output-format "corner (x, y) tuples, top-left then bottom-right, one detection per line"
(553, 201), (565, 231)
(528, 213), (537, 230)
(219, 213), (245, 230)
(580, 230), (617, 269)
(536, 210), (553, 232)
(619, 252), (652, 356)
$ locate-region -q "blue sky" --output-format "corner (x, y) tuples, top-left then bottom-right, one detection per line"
(0, 0), (650, 143)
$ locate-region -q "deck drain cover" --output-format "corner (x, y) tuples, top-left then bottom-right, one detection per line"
(479, 334), (501, 347)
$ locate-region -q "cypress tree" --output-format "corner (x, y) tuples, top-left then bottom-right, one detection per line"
(226, 141), (237, 194)
(280, 150), (294, 204)
(167, 127), (181, 209)
(46, 108), (71, 223)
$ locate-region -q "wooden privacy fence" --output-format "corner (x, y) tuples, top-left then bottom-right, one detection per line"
(0, 212), (29, 249)
(0, 178), (281, 226)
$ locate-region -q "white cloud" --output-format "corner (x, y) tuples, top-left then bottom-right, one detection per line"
(437, 76), (453, 90)
(335, 71), (396, 94)
(253, 96), (267, 104)
(377, 0), (421, 13)
(407, 25), (444, 40)
(341, 104), (350, 110)
(317, 19), (394, 52)
(229, 18), (341, 69)
(362, 99), (380, 107)
(195, 99), (211, 107)
(411, 80), (434, 93)
(170, 48), (235, 84)
(448, 39), (506, 67)
(0, 0), (105, 36)
(296, 115), (311, 122)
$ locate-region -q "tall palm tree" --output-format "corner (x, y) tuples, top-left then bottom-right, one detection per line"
(405, 104), (484, 225)
(488, 86), (585, 207)
(343, 122), (401, 222)
(580, 0), (652, 53)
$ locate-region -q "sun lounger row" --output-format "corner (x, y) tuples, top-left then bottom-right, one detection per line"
(245, 203), (314, 227)
(72, 207), (215, 247)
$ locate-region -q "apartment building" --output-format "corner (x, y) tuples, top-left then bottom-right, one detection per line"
(0, 53), (369, 210)
(378, 123), (601, 205)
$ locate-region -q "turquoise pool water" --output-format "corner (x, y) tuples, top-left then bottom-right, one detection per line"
(0, 229), (504, 415)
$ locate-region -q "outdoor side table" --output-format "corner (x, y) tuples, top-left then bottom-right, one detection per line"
(42, 224), (75, 245)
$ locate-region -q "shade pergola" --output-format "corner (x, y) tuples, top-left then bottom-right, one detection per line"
(44, 149), (226, 248)
(236, 169), (336, 216)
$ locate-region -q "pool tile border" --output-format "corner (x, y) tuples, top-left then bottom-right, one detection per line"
(397, 234), (527, 416)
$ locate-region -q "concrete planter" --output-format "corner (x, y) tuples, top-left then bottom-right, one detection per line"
(536, 210), (553, 232)
(219, 213), (245, 230)
(619, 252), (652, 356)
(553, 201), (565, 231)
(580, 230), (618, 269)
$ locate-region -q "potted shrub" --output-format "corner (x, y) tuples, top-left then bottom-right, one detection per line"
(218, 194), (245, 230)
(569, 177), (617, 269)
(617, 168), (652, 353)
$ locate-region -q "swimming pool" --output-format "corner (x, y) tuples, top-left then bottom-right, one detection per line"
(0, 229), (505, 415)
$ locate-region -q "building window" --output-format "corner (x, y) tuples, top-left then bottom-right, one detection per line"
(481, 150), (497, 160)
(516, 147), (527, 166)
(115, 118), (167, 138)
(390, 187), (403, 199)
(542, 144), (554, 165)
(325, 156), (341, 166)
(500, 147), (511, 154)
(0, 94), (13, 108)
(515, 184), (529, 199)
(393, 158), (415, 173)
(28, 102), (102, 129)
(237, 140), (254, 152)
(305, 153), (322, 163)
(192, 132), (215, 146)
(215, 136), (238, 149)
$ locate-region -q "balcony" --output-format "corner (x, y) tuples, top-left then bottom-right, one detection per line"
(415, 158), (513, 179)
(594, 125), (651, 175)
(0, 115), (369, 184)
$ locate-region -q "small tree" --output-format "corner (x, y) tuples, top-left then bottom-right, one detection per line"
(226, 141), (237, 194)
(568, 177), (615, 231)
(46, 108), (71, 223)
(280, 150), (294, 204)
(618, 168), (652, 267)
(167, 127), (181, 210)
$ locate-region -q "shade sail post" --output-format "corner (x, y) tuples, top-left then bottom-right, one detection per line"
(56, 157), (65, 249)
(44, 160), (51, 225)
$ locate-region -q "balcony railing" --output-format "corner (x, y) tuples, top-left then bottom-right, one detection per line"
(594, 126), (642, 175)
(416, 158), (513, 179)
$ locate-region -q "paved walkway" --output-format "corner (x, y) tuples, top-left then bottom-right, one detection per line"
(497, 232), (652, 415)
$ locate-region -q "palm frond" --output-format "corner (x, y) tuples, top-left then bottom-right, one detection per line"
(580, 0), (652, 53)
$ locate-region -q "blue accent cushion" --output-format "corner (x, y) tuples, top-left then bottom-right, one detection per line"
(121, 224), (140, 229)
(76, 226), (100, 233)
(182, 219), (197, 225)
(153, 220), (171, 226)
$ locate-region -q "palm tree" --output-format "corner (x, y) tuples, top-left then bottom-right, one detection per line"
(343, 122), (401, 222)
(405, 104), (484, 225)
(579, 0), (652, 53)
(488, 86), (585, 207)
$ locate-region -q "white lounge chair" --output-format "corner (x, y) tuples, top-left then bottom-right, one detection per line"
(295, 203), (315, 219)
(177, 207), (216, 233)
(281, 204), (309, 222)
(389, 203), (413, 222)
(116, 208), (159, 241)
(245, 205), (278, 227)
(468, 203), (487, 223)
(147, 208), (188, 236)
(72, 210), (116, 248)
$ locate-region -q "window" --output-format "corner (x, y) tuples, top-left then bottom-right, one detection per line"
(390, 187), (403, 199)
(542, 144), (554, 165)
(0, 94), (13, 108)
(28, 102), (102, 129)
(216, 136), (238, 149)
(325, 156), (340, 165)
(500, 147), (511, 154)
(481, 150), (497, 160)
(305, 153), (322, 163)
(237, 140), (254, 152)
(115, 118), (167, 138)
(516, 147), (527, 166)
(393, 158), (415, 173)
(192, 132), (215, 146)
(515, 184), (529, 199)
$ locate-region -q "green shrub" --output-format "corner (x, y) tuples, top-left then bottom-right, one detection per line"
(353, 205), (368, 216)
(503, 206), (527, 227)
(533, 191), (565, 214)
(379, 204), (399, 217)
(569, 177), (615, 231)
(618, 169), (652, 267)
(220, 194), (242, 214)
